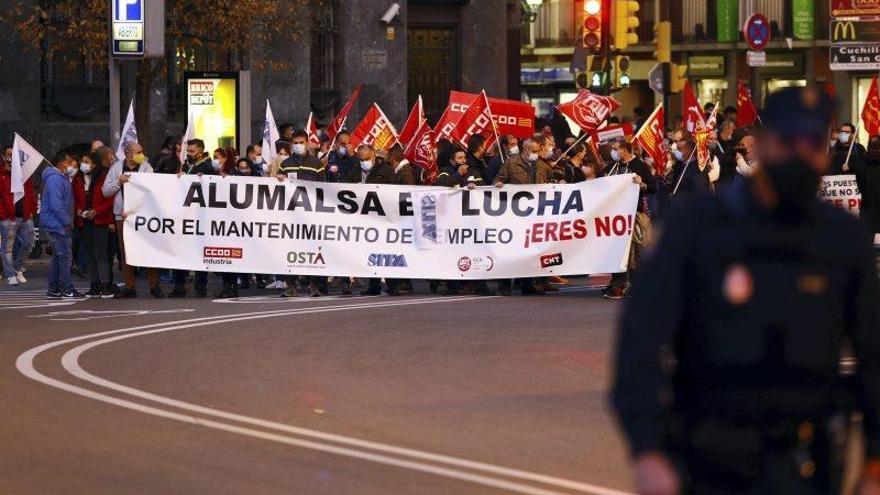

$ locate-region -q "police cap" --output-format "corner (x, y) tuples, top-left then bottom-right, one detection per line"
(762, 86), (833, 142)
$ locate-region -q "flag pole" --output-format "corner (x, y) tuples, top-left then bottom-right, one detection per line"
(671, 146), (699, 196)
(553, 132), (589, 165)
(843, 119), (861, 172)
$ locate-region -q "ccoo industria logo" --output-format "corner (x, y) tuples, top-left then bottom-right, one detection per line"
(203, 246), (242, 265)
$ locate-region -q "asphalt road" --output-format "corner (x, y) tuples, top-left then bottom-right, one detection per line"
(1, 264), (633, 495)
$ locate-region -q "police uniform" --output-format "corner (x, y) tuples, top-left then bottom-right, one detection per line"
(611, 87), (880, 494)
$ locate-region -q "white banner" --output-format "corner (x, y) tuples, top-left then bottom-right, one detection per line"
(820, 174), (861, 215)
(122, 174), (639, 279)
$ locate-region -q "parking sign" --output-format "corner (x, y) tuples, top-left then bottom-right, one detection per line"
(111, 0), (144, 57)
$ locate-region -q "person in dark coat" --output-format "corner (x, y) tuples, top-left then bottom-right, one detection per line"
(668, 129), (710, 196)
(325, 131), (358, 183)
(389, 147), (419, 186)
(612, 86), (880, 495)
(831, 122), (867, 176)
(465, 134), (489, 186)
(344, 144), (397, 296)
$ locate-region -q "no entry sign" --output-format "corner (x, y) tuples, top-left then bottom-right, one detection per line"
(744, 13), (771, 51)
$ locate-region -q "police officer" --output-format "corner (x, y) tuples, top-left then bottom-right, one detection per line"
(611, 86), (880, 495)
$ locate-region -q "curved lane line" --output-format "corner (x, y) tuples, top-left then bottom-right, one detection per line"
(18, 295), (632, 495)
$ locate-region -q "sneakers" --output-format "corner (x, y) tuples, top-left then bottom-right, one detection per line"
(14, 271), (26, 284)
(101, 283), (116, 299)
(62, 288), (85, 299)
(7, 276), (19, 286)
(85, 284), (102, 298)
(281, 287), (298, 298)
(265, 280), (287, 290)
(45, 289), (62, 300)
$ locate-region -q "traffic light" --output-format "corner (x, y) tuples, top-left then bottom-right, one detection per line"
(613, 0), (640, 50)
(669, 63), (688, 93)
(616, 56), (630, 87)
(653, 21), (671, 63)
(583, 0), (603, 53)
(575, 70), (589, 89)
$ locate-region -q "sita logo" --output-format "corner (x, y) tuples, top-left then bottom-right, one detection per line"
(368, 254), (408, 267)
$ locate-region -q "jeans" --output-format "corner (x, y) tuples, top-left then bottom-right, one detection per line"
(1, 218), (35, 278)
(47, 231), (73, 291)
(82, 223), (111, 285)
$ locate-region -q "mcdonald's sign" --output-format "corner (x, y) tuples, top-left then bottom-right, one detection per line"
(831, 20), (880, 43)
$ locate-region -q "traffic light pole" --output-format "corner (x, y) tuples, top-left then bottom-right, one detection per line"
(662, 62), (671, 133)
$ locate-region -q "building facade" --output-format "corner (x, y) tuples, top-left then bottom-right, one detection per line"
(0, 0), (522, 157)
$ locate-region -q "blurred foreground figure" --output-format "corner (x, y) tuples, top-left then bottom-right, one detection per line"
(612, 86), (880, 495)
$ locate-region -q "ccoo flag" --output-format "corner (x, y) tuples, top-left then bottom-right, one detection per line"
(262, 99), (280, 165)
(404, 120), (438, 184)
(326, 83), (364, 142)
(11, 133), (45, 204)
(862, 76), (880, 137)
(115, 99), (138, 162)
(449, 90), (499, 149)
(351, 103), (400, 151)
(399, 96), (425, 146)
(682, 81), (705, 133)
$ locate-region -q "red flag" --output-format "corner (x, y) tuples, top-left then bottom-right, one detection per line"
(682, 81), (705, 133)
(862, 76), (880, 137)
(556, 90), (620, 132)
(434, 105), (459, 144)
(736, 81), (759, 128)
(633, 103), (665, 176)
(326, 83), (363, 141)
(305, 112), (321, 147)
(405, 121), (438, 184)
(449, 90), (498, 149)
(447, 91), (535, 139)
(350, 103), (400, 151)
(399, 96), (425, 146)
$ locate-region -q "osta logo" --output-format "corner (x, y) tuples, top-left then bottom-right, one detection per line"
(458, 256), (494, 273)
(367, 253), (408, 267)
(540, 253), (563, 269)
(287, 249), (326, 267)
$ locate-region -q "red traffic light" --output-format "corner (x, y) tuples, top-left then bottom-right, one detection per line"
(582, 0), (604, 52)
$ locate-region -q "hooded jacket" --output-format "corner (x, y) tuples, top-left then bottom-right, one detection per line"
(39, 166), (73, 234)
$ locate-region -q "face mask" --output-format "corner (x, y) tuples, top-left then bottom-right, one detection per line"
(762, 159), (820, 218)
(79, 163), (91, 174)
(252, 156), (264, 165)
(238, 168), (252, 175)
(527, 153), (539, 162)
(278, 153), (290, 161)
(338, 147), (348, 157)
(360, 160), (374, 172)
(292, 144), (306, 156)
(673, 149), (684, 162)
(708, 141), (719, 150)
(211, 159), (221, 171)
(65, 166), (77, 177)
(132, 153), (146, 165)
(838, 131), (851, 144)
(508, 146), (520, 156)
(610, 150), (621, 162)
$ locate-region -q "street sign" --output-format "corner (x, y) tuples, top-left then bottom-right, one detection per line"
(832, 0), (880, 18)
(648, 63), (663, 94)
(746, 50), (767, 67)
(744, 13), (771, 51)
(111, 0), (144, 57)
(831, 20), (880, 43)
(830, 44), (880, 71)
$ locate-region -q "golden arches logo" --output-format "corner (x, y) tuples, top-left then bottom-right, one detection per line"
(834, 21), (856, 41)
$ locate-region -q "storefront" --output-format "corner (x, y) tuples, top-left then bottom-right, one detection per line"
(689, 55), (728, 106)
(756, 53), (806, 105)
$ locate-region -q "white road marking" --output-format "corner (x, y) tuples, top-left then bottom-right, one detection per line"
(17, 294), (632, 495)
(28, 309), (197, 321)
(212, 294), (378, 304)
(0, 288), (90, 310)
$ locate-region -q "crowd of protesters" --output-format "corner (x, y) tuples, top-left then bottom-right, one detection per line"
(3, 106), (877, 301)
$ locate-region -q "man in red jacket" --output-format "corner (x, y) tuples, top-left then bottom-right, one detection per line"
(0, 145), (37, 286)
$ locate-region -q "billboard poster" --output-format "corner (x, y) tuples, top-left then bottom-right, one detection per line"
(185, 72), (240, 152)
(831, 0), (880, 18)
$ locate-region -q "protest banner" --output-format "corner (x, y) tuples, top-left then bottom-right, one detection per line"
(123, 175), (639, 279)
(819, 174), (861, 214)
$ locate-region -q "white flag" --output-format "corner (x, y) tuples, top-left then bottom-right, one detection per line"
(179, 110), (195, 168)
(115, 100), (138, 162)
(262, 99), (280, 165)
(11, 133), (45, 204)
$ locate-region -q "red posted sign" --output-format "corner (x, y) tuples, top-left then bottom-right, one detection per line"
(448, 91), (535, 139)
(832, 0), (880, 17)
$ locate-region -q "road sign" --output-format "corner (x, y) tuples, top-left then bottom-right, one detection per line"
(744, 13), (771, 51)
(831, 20), (880, 43)
(111, 0), (144, 57)
(746, 50), (767, 67)
(648, 63), (663, 94)
(832, 0), (880, 18)
(830, 45), (880, 71)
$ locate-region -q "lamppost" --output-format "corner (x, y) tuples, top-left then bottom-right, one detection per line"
(521, 0), (544, 23)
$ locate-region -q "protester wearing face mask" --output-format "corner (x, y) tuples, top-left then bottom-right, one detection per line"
(344, 144), (396, 296)
(667, 129), (710, 196)
(0, 144), (37, 287)
(831, 122), (866, 175)
(41, 152), (83, 300)
(275, 130), (326, 298)
(326, 131), (358, 183)
(102, 141), (163, 299)
(494, 136), (554, 296)
(72, 152), (114, 298)
(212, 147), (237, 176)
(153, 135), (181, 175)
(246, 143), (265, 176)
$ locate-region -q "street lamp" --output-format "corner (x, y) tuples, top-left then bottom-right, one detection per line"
(522, 0), (544, 23)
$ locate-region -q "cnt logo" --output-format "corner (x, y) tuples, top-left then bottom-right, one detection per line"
(368, 254), (408, 267)
(540, 253), (563, 269)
